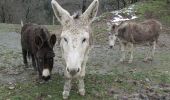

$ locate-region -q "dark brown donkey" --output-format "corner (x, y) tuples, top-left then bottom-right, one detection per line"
(21, 23), (56, 81)
(109, 19), (162, 63)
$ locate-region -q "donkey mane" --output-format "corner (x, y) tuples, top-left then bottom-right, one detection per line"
(72, 11), (81, 19)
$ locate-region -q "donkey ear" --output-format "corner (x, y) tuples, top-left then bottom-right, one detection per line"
(81, 0), (99, 24)
(35, 36), (43, 48)
(50, 34), (56, 47)
(51, 0), (72, 26)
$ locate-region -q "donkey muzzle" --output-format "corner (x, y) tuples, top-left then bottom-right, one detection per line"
(42, 75), (51, 81)
(66, 67), (80, 76)
(42, 69), (51, 81)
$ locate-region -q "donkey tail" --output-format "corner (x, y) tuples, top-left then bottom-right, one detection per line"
(21, 19), (24, 27)
(27, 51), (31, 59)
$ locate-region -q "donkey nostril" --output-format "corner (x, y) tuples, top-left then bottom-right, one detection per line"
(66, 68), (69, 72)
(110, 46), (113, 49)
(77, 68), (80, 72)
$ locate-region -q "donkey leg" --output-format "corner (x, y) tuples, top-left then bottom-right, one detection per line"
(35, 58), (42, 79)
(147, 41), (156, 61)
(144, 41), (156, 61)
(78, 66), (86, 96)
(128, 43), (134, 63)
(31, 54), (37, 71)
(78, 50), (89, 96)
(144, 43), (150, 62)
(63, 79), (71, 99)
(151, 41), (156, 59)
(78, 77), (85, 96)
(120, 42), (126, 62)
(38, 67), (42, 79)
(22, 49), (28, 66)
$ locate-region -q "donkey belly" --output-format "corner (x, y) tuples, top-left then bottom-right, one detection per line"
(131, 31), (157, 44)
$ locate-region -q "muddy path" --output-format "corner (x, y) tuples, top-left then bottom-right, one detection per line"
(0, 31), (170, 85)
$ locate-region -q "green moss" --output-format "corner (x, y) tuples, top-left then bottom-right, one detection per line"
(136, 0), (170, 25)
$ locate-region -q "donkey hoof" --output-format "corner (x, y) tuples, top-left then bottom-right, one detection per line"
(33, 67), (38, 71)
(63, 91), (69, 99)
(128, 60), (133, 63)
(79, 89), (85, 96)
(63, 96), (68, 100)
(24, 64), (28, 68)
(119, 59), (124, 63)
(143, 58), (148, 62)
(147, 57), (153, 61)
(144, 57), (153, 62)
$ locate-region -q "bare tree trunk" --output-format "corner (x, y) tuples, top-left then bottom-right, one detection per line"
(122, 0), (126, 8)
(8, 14), (13, 23)
(117, 0), (127, 10)
(0, 6), (6, 23)
(131, 0), (138, 4)
(25, 7), (30, 23)
(116, 0), (120, 10)
(53, 15), (55, 25)
(82, 0), (86, 13)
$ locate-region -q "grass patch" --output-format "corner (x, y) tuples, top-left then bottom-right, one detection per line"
(0, 3), (170, 98)
(0, 74), (114, 100)
(1, 66), (170, 100)
(136, 0), (170, 25)
(0, 47), (170, 99)
(93, 25), (108, 45)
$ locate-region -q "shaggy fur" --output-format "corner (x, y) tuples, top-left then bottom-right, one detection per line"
(51, 0), (99, 99)
(115, 19), (161, 43)
(21, 23), (56, 81)
(110, 19), (162, 63)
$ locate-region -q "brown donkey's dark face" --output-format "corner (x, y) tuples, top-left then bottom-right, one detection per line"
(35, 34), (56, 81)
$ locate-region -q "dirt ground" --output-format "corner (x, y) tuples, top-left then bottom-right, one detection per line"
(0, 30), (169, 82)
(0, 22), (170, 99)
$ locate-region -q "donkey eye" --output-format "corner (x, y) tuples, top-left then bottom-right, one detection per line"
(64, 38), (67, 42)
(50, 58), (53, 62)
(82, 38), (86, 43)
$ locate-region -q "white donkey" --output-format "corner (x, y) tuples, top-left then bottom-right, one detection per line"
(51, 0), (99, 99)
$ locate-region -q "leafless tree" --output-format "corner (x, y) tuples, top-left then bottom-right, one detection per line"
(0, 0), (13, 23)
(1, 0), (137, 24)
(130, 0), (138, 4)
(82, 0), (87, 13)
(116, 0), (126, 10)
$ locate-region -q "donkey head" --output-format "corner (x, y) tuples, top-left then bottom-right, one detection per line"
(35, 28), (56, 81)
(52, 0), (99, 77)
(108, 24), (119, 48)
(108, 21), (125, 48)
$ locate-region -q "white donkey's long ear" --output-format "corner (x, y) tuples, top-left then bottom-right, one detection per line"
(51, 0), (72, 26)
(81, 0), (99, 24)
